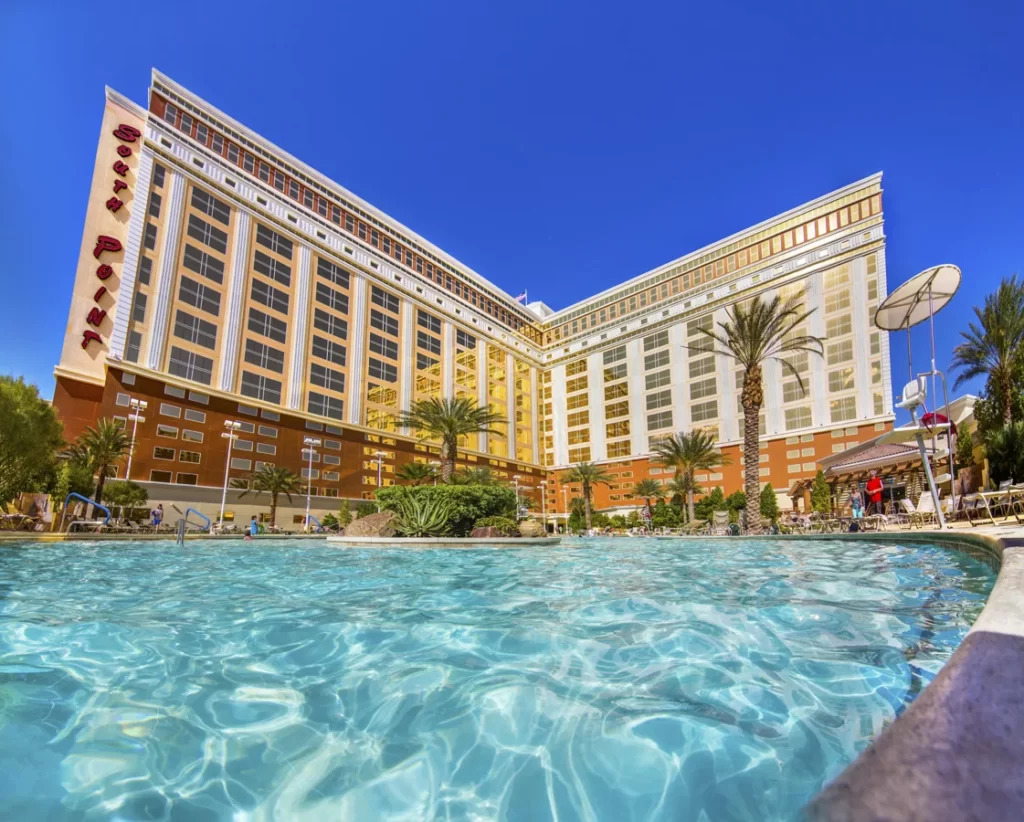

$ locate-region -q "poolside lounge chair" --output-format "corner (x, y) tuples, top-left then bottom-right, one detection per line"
(709, 510), (731, 536)
(911, 494), (938, 528)
(681, 519), (709, 535)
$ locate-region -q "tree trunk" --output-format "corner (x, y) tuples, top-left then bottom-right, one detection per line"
(1003, 381), (1013, 426)
(270, 491), (278, 527)
(441, 439), (455, 483)
(687, 487), (696, 524)
(742, 406), (762, 534)
(583, 484), (592, 531)
(94, 468), (107, 505)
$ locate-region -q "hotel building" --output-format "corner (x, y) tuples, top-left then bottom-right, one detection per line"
(53, 71), (893, 524)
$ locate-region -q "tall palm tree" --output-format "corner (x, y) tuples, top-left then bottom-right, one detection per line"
(696, 295), (823, 533)
(951, 275), (1024, 426)
(632, 479), (664, 519)
(397, 398), (506, 482)
(562, 461), (613, 531)
(652, 429), (728, 524)
(449, 466), (500, 486)
(664, 474), (694, 523)
(395, 461), (438, 486)
(69, 418), (130, 503)
(231, 465), (301, 527)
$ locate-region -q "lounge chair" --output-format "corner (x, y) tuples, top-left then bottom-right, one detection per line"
(709, 510), (731, 536)
(911, 494), (938, 528)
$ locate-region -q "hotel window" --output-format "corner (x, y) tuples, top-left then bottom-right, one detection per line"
(156, 423), (178, 437)
(567, 410), (590, 428)
(689, 356), (715, 378)
(251, 280), (289, 314)
(317, 258), (350, 289)
(163, 103), (177, 125)
(179, 277), (221, 317)
(368, 358), (398, 382)
(253, 251), (291, 287)
(148, 192), (162, 219)
(606, 400), (629, 418)
(179, 450), (201, 464)
(179, 113), (193, 134)
(317, 198), (329, 218)
(154, 446), (175, 461)
(825, 315), (852, 338)
(310, 363), (346, 393)
(182, 245), (225, 284)
(568, 447), (591, 463)
(607, 440), (632, 458)
(643, 330), (669, 351)
(874, 392), (885, 416)
(313, 309), (347, 341)
(824, 265), (850, 290)
(211, 133), (223, 154)
(150, 470), (172, 483)
(173, 310), (217, 350)
(566, 359), (587, 376)
(827, 339), (854, 365)
(132, 292), (147, 324)
(242, 153), (255, 173)
(256, 443), (277, 457)
(231, 457), (252, 471)
(248, 308), (287, 343)
(308, 391), (343, 418)
(182, 429), (204, 443)
(782, 380), (807, 403)
(183, 409), (206, 424)
(187, 215), (228, 254)
(227, 143), (239, 164)
(369, 333), (399, 359)
(191, 188), (230, 226)
(456, 330), (476, 349)
(690, 400), (717, 423)
(825, 290), (851, 315)
(256, 225), (293, 259)
(417, 330), (441, 355)
(646, 390), (671, 410)
(870, 333), (881, 356)
(690, 377), (716, 400)
(607, 420), (631, 438)
(311, 335), (347, 366)
(126, 331), (142, 363)
(644, 350), (670, 370)
(645, 370), (670, 390)
(303, 189), (314, 209)
(604, 362), (627, 382)
(138, 256), (152, 286)
(647, 410), (673, 430)
(785, 406), (812, 430)
(168, 346), (214, 385)
(371, 286), (400, 313)
(176, 473), (198, 486)
(566, 376), (588, 394)
(605, 383), (628, 401)
(828, 367), (855, 393)
(144, 223), (158, 251)
(240, 371), (282, 404)
(830, 396), (857, 423)
(244, 339), (285, 374)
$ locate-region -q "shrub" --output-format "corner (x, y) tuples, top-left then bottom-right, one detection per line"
(760, 483), (780, 522)
(337, 500), (353, 526)
(473, 516), (520, 537)
(810, 471), (832, 514)
(356, 501), (377, 519)
(610, 514), (626, 528)
(320, 513), (339, 530)
(376, 485), (517, 537)
(694, 487), (727, 521)
(388, 489), (454, 537)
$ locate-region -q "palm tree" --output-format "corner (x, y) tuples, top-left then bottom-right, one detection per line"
(664, 474), (694, 523)
(395, 461), (438, 486)
(652, 429), (728, 524)
(69, 418), (130, 503)
(632, 479), (663, 519)
(695, 295), (823, 533)
(562, 461), (613, 531)
(231, 465), (301, 527)
(449, 466), (500, 486)
(951, 275), (1024, 426)
(397, 398), (506, 483)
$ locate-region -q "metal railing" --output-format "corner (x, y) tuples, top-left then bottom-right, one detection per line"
(62, 493), (111, 533)
(175, 508), (211, 546)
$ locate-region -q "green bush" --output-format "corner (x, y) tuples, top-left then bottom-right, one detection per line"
(473, 516), (520, 536)
(337, 500), (353, 526)
(610, 514), (626, 528)
(356, 501), (377, 519)
(810, 471), (832, 514)
(320, 513), (339, 530)
(760, 483), (780, 522)
(376, 484), (517, 537)
(389, 490), (454, 537)
(694, 487), (726, 521)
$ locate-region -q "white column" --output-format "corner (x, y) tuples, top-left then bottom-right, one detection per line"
(877, 247), (895, 415)
(669, 321), (691, 435)
(587, 351), (606, 461)
(346, 273), (367, 425)
(808, 271), (828, 427)
(286, 245), (312, 410)
(476, 339), (488, 452)
(850, 255), (871, 421)
(442, 321), (455, 399)
(530, 366), (540, 465)
(108, 150), (154, 360)
(550, 364), (568, 466)
(218, 210), (251, 392)
(763, 358), (783, 436)
(506, 352), (516, 458)
(626, 337), (646, 456)
(399, 299), (415, 415)
(715, 307), (739, 443)
(145, 169), (186, 369)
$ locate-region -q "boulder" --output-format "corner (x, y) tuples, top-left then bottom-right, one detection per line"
(470, 526), (504, 538)
(344, 511), (397, 538)
(518, 519), (546, 538)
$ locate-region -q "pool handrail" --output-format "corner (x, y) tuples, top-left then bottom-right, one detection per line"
(62, 492), (111, 532)
(306, 514), (324, 533)
(183, 508), (211, 532)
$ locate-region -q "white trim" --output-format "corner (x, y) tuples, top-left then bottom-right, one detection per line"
(400, 296), (414, 414)
(346, 273), (367, 425)
(287, 245), (312, 409)
(109, 150), (154, 359)
(218, 210), (251, 392)
(145, 168), (186, 369)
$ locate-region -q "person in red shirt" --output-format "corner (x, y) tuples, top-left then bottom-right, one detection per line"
(866, 470), (884, 516)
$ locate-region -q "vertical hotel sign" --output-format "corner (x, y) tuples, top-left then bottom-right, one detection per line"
(82, 122), (140, 350)
(55, 92), (147, 386)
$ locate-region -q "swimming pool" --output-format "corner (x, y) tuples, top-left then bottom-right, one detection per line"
(0, 537), (994, 820)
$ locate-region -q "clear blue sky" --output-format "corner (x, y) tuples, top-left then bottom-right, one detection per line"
(2, 1), (1022, 403)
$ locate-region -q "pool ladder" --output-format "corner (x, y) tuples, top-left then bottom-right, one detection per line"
(175, 508), (211, 546)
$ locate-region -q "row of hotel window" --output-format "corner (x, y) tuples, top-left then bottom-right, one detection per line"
(158, 98), (538, 341)
(547, 195), (881, 344)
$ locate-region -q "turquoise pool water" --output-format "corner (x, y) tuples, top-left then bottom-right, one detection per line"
(0, 538), (994, 821)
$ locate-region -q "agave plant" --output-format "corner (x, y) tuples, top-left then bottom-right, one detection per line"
(390, 490), (454, 537)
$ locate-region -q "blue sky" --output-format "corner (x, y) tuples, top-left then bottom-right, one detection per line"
(2, 1), (1022, 403)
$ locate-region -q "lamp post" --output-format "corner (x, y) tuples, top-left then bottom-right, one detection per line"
(219, 420), (242, 528)
(303, 437), (321, 531)
(124, 398), (147, 481)
(375, 451), (386, 511)
(540, 480), (547, 532)
(513, 475), (521, 515)
(562, 486), (569, 531)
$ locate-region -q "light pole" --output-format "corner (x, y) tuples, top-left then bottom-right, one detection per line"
(540, 480), (547, 532)
(375, 450), (386, 510)
(513, 475), (521, 516)
(219, 420), (242, 528)
(562, 486), (569, 531)
(303, 437), (321, 531)
(124, 398), (147, 481)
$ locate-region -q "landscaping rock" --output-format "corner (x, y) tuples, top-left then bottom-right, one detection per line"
(470, 526), (504, 538)
(343, 511), (397, 537)
(518, 519), (546, 538)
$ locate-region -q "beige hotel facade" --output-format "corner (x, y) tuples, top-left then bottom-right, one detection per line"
(53, 71), (893, 524)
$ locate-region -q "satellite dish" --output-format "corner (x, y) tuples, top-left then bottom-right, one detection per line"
(874, 264), (961, 332)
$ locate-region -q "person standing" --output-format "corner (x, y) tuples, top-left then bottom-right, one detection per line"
(849, 485), (865, 519)
(245, 515), (258, 540)
(866, 471), (884, 516)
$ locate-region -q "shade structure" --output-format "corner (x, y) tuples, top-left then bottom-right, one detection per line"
(874, 264), (961, 332)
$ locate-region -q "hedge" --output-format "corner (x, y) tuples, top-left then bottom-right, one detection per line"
(376, 485), (517, 537)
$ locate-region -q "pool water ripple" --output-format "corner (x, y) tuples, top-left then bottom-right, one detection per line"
(0, 537), (993, 821)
